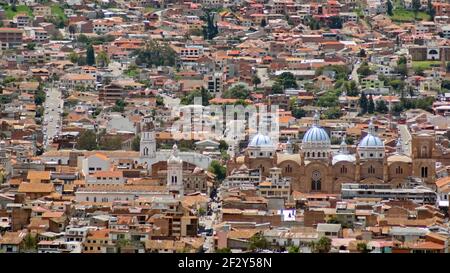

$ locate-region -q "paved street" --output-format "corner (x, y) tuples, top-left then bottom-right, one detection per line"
(200, 196), (221, 253)
(351, 60), (361, 84)
(43, 83), (63, 150)
(256, 67), (273, 88)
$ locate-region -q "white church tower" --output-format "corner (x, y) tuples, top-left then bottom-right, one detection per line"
(167, 144), (184, 196)
(140, 115), (156, 159)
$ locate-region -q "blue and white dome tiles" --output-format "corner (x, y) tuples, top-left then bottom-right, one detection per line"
(248, 133), (275, 148)
(357, 118), (385, 159)
(302, 110), (331, 144)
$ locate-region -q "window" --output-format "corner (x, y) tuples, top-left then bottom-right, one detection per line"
(421, 146), (428, 158)
(396, 166), (403, 175)
(286, 165), (292, 173)
(368, 166), (375, 174)
(421, 167), (428, 178)
(340, 165), (347, 174)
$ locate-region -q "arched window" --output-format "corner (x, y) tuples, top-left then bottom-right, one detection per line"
(368, 166), (375, 174)
(286, 165), (292, 173)
(311, 171), (321, 191)
(312, 152), (315, 157)
(421, 167), (428, 178)
(421, 146), (428, 158)
(340, 165), (347, 174)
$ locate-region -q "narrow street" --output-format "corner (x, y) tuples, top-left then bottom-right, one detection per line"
(43, 82), (63, 150)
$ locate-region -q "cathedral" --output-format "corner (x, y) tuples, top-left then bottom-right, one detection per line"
(227, 111), (438, 193)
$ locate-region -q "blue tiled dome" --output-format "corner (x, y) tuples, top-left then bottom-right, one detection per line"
(302, 126), (331, 143)
(358, 120), (384, 148)
(359, 134), (384, 148)
(248, 134), (274, 147)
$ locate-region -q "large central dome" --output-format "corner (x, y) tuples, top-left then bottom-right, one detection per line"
(301, 111), (331, 160)
(359, 134), (383, 147)
(358, 121), (384, 148)
(302, 111), (330, 144)
(357, 119), (385, 159)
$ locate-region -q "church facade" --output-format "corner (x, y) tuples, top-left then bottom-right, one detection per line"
(227, 112), (438, 193)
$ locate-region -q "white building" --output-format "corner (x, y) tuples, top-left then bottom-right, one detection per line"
(81, 153), (111, 177)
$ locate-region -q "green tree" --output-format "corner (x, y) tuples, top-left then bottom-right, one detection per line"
(345, 80), (359, 96)
(275, 72), (298, 90)
(271, 82), (284, 94)
(222, 84), (251, 100)
(260, 19), (267, 27)
(358, 48), (367, 58)
(376, 100), (389, 113)
(412, 0), (422, 18)
(86, 44), (96, 66)
(99, 136), (122, 150)
(328, 16), (343, 29)
(387, 0), (394, 16)
(357, 62), (373, 77)
(252, 75), (261, 90)
(427, 0), (435, 20)
(181, 87), (212, 106)
(326, 215), (340, 224)
(317, 91), (339, 107)
(76, 130), (97, 150)
(392, 103), (404, 116)
(216, 247), (232, 253)
(288, 245), (300, 253)
(34, 89), (46, 105)
(96, 50), (109, 67)
(21, 233), (38, 253)
(357, 242), (371, 253)
(359, 92), (368, 114)
(248, 233), (269, 251)
(310, 236), (332, 253)
(26, 42), (36, 50)
(131, 135), (140, 151)
(323, 107), (343, 119)
(202, 9), (219, 40)
(156, 95), (165, 106)
(68, 51), (79, 64)
(208, 160), (227, 181)
(133, 40), (178, 68)
(396, 57), (408, 77)
(368, 94), (375, 114)
(219, 140), (229, 152)
(112, 99), (127, 112)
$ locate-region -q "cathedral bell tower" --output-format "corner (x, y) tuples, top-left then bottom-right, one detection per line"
(140, 115), (156, 159)
(167, 144), (184, 197)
